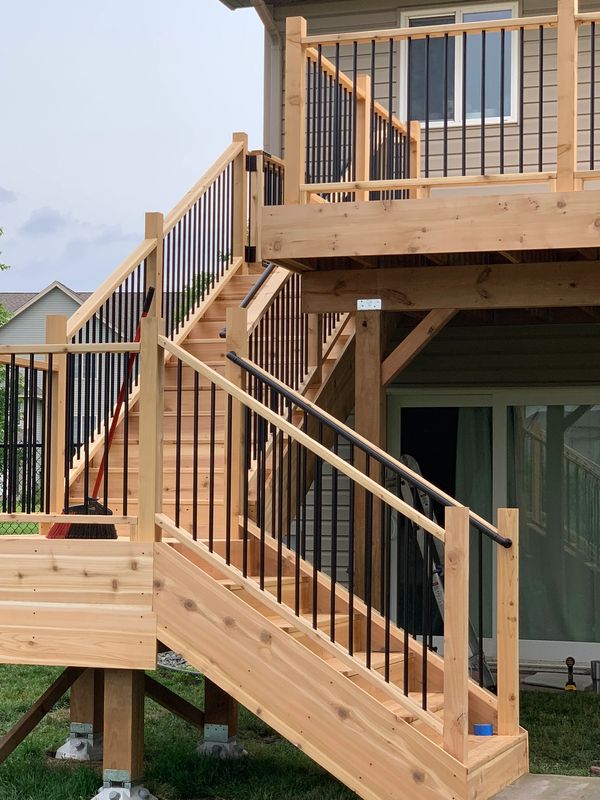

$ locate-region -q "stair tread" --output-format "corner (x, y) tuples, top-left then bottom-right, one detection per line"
(326, 651), (405, 675)
(382, 692), (445, 716)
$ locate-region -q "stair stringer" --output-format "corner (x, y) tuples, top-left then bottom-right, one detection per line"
(154, 542), (467, 800)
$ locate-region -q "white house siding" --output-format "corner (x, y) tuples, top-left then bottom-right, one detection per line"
(0, 287), (81, 345)
(268, 0), (600, 178)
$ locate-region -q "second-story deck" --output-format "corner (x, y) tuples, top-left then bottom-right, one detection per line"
(260, 1), (600, 270)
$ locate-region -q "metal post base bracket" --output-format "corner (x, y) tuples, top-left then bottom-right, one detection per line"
(55, 732), (103, 762)
(90, 785), (156, 800)
(198, 726), (247, 759)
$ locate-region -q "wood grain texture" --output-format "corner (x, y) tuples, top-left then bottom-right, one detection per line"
(301, 261), (600, 313)
(496, 510), (520, 737)
(262, 191), (600, 260)
(154, 542), (466, 800)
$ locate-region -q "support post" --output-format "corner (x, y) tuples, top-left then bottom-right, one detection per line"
(96, 669), (153, 799)
(45, 315), (67, 521)
(56, 669), (104, 761)
(199, 678), (245, 759)
(248, 150), (264, 271)
(496, 508), (520, 736)
(443, 505), (470, 763)
(353, 310), (384, 607)
(225, 307), (249, 538)
(232, 132), (249, 271)
(307, 313), (323, 386)
(284, 17), (308, 204)
(556, 0), (578, 191)
(409, 120), (423, 199)
(355, 75), (372, 202)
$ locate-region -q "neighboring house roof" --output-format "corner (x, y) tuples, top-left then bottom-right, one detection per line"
(0, 281), (92, 322)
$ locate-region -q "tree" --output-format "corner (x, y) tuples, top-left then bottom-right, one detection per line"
(0, 227), (11, 327)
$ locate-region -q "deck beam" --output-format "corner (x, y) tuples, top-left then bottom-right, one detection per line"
(302, 260), (600, 313)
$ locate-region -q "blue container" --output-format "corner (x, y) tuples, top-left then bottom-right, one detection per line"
(473, 723), (494, 736)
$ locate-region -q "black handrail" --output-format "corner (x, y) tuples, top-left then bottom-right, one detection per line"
(240, 262), (277, 309)
(226, 350), (512, 548)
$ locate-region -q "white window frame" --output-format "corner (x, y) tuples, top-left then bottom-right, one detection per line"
(398, 2), (520, 128)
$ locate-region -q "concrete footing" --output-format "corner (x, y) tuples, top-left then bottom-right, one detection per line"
(493, 774), (600, 799)
(90, 784), (157, 800)
(197, 735), (247, 759)
(55, 732), (103, 762)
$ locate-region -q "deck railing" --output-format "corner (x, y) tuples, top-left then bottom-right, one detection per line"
(285, 1), (600, 202)
(153, 335), (520, 762)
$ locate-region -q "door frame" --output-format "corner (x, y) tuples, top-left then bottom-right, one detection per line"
(388, 384), (600, 666)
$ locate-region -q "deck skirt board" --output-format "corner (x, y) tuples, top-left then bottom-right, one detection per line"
(0, 540), (156, 669)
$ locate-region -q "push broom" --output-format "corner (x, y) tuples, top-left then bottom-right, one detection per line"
(47, 287), (155, 539)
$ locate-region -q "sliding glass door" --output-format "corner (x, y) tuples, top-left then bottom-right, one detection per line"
(508, 404), (600, 645)
(390, 388), (600, 663)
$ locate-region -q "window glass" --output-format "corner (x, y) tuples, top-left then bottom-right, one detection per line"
(464, 9), (513, 119)
(408, 15), (456, 122)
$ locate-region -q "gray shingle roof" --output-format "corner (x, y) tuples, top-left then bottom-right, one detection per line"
(0, 290), (92, 313)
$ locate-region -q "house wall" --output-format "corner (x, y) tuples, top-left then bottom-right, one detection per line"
(0, 287), (80, 345)
(388, 322), (600, 386)
(265, 0), (599, 179)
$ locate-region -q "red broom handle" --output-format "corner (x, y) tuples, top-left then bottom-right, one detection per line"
(92, 287), (155, 498)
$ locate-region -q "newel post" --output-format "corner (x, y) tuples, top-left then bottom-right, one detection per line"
(232, 132), (249, 270)
(225, 306), (249, 538)
(355, 74), (372, 202)
(443, 505), (470, 763)
(556, 0), (578, 191)
(45, 315), (68, 521)
(409, 120), (424, 199)
(497, 509), (520, 736)
(284, 17), (308, 204)
(248, 150), (264, 270)
(138, 212), (164, 543)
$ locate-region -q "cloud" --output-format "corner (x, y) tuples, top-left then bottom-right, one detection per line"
(20, 206), (70, 236)
(0, 186), (17, 204)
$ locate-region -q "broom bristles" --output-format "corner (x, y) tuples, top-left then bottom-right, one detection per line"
(46, 522), (72, 540)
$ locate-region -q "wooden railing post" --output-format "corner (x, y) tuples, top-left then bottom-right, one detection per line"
(443, 505), (470, 763)
(225, 306), (249, 536)
(138, 219), (164, 542)
(248, 150), (264, 271)
(355, 75), (372, 202)
(556, 0), (578, 191)
(144, 212), (164, 321)
(45, 315), (67, 520)
(284, 17), (308, 204)
(409, 120), (424, 199)
(497, 508), (520, 736)
(307, 313), (323, 386)
(232, 132), (249, 270)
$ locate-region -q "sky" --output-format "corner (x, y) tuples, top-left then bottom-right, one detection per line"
(0, 1), (264, 291)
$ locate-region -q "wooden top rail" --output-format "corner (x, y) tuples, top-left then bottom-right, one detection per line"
(159, 335), (445, 541)
(305, 46), (411, 139)
(576, 12), (600, 23)
(301, 171), (557, 194)
(0, 354), (57, 371)
(302, 14), (558, 47)
(66, 238), (156, 339)
(0, 343), (140, 355)
(262, 152), (285, 169)
(163, 140), (244, 235)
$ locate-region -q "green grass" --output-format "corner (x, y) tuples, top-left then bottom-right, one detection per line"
(0, 665), (598, 799)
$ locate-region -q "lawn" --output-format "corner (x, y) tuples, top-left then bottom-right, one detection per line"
(0, 664), (598, 800)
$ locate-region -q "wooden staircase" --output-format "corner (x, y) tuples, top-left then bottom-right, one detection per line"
(154, 524), (528, 800)
(0, 137), (525, 800)
(70, 268), (354, 533)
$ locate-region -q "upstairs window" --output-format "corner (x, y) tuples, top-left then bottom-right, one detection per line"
(403, 4), (517, 125)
